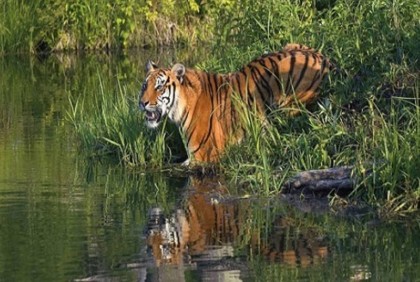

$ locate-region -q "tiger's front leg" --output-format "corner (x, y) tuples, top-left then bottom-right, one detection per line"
(181, 158), (191, 166)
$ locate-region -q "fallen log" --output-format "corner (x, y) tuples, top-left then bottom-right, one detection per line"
(282, 166), (358, 195)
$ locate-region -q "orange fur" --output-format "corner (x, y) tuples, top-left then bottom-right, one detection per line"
(139, 44), (331, 163)
(146, 177), (329, 267)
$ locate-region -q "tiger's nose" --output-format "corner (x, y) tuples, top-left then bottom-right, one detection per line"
(139, 101), (149, 111)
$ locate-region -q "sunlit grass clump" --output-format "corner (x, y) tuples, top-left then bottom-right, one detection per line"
(67, 78), (167, 167)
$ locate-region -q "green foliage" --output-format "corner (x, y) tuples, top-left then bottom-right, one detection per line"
(0, 0), (217, 53)
(0, 1), (38, 54)
(1, 0), (419, 56)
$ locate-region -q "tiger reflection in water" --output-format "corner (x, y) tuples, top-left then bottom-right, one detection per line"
(146, 177), (328, 268)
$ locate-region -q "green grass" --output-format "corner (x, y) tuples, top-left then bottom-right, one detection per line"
(67, 76), (168, 168)
(0, 0), (39, 54)
(67, 0), (419, 217)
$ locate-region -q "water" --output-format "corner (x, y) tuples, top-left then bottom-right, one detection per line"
(0, 52), (419, 282)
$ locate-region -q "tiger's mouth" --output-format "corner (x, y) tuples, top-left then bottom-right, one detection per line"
(145, 110), (162, 123)
(144, 109), (162, 126)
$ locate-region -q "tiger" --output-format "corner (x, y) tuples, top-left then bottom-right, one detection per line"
(139, 43), (332, 164)
(146, 176), (329, 269)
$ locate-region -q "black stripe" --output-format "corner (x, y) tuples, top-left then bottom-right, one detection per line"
(268, 56), (283, 93)
(256, 66), (274, 99)
(285, 53), (296, 94)
(192, 115), (213, 155)
(230, 75), (237, 126)
(312, 53), (318, 66)
(320, 57), (328, 75)
(236, 74), (244, 99)
(230, 97), (236, 128)
(185, 106), (198, 137)
(242, 68), (254, 107)
(293, 53), (309, 91)
(253, 66), (273, 104)
(193, 88), (215, 154)
(259, 58), (268, 68)
(305, 70), (320, 92)
(214, 74), (221, 107)
(187, 125), (196, 146)
(192, 143), (201, 154)
(223, 87), (229, 120)
(233, 72), (244, 100)
(240, 68), (248, 77)
(246, 79), (254, 108)
(202, 73), (210, 98)
(168, 84), (176, 108)
(180, 109), (189, 128)
(239, 68), (248, 98)
(207, 73), (215, 98)
(184, 74), (192, 88)
(217, 76), (228, 121)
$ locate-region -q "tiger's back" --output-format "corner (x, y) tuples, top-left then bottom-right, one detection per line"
(139, 44), (332, 163)
(233, 43), (330, 111)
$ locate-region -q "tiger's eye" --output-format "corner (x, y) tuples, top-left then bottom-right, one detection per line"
(156, 84), (164, 91)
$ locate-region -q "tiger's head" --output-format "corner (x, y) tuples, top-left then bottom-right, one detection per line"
(139, 60), (186, 128)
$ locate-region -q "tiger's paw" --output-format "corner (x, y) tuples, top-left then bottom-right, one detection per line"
(181, 158), (191, 166)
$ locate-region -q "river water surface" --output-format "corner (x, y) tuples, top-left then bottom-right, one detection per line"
(0, 51), (419, 281)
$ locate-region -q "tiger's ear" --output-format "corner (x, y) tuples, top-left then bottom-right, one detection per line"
(172, 63), (186, 83)
(146, 60), (158, 73)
